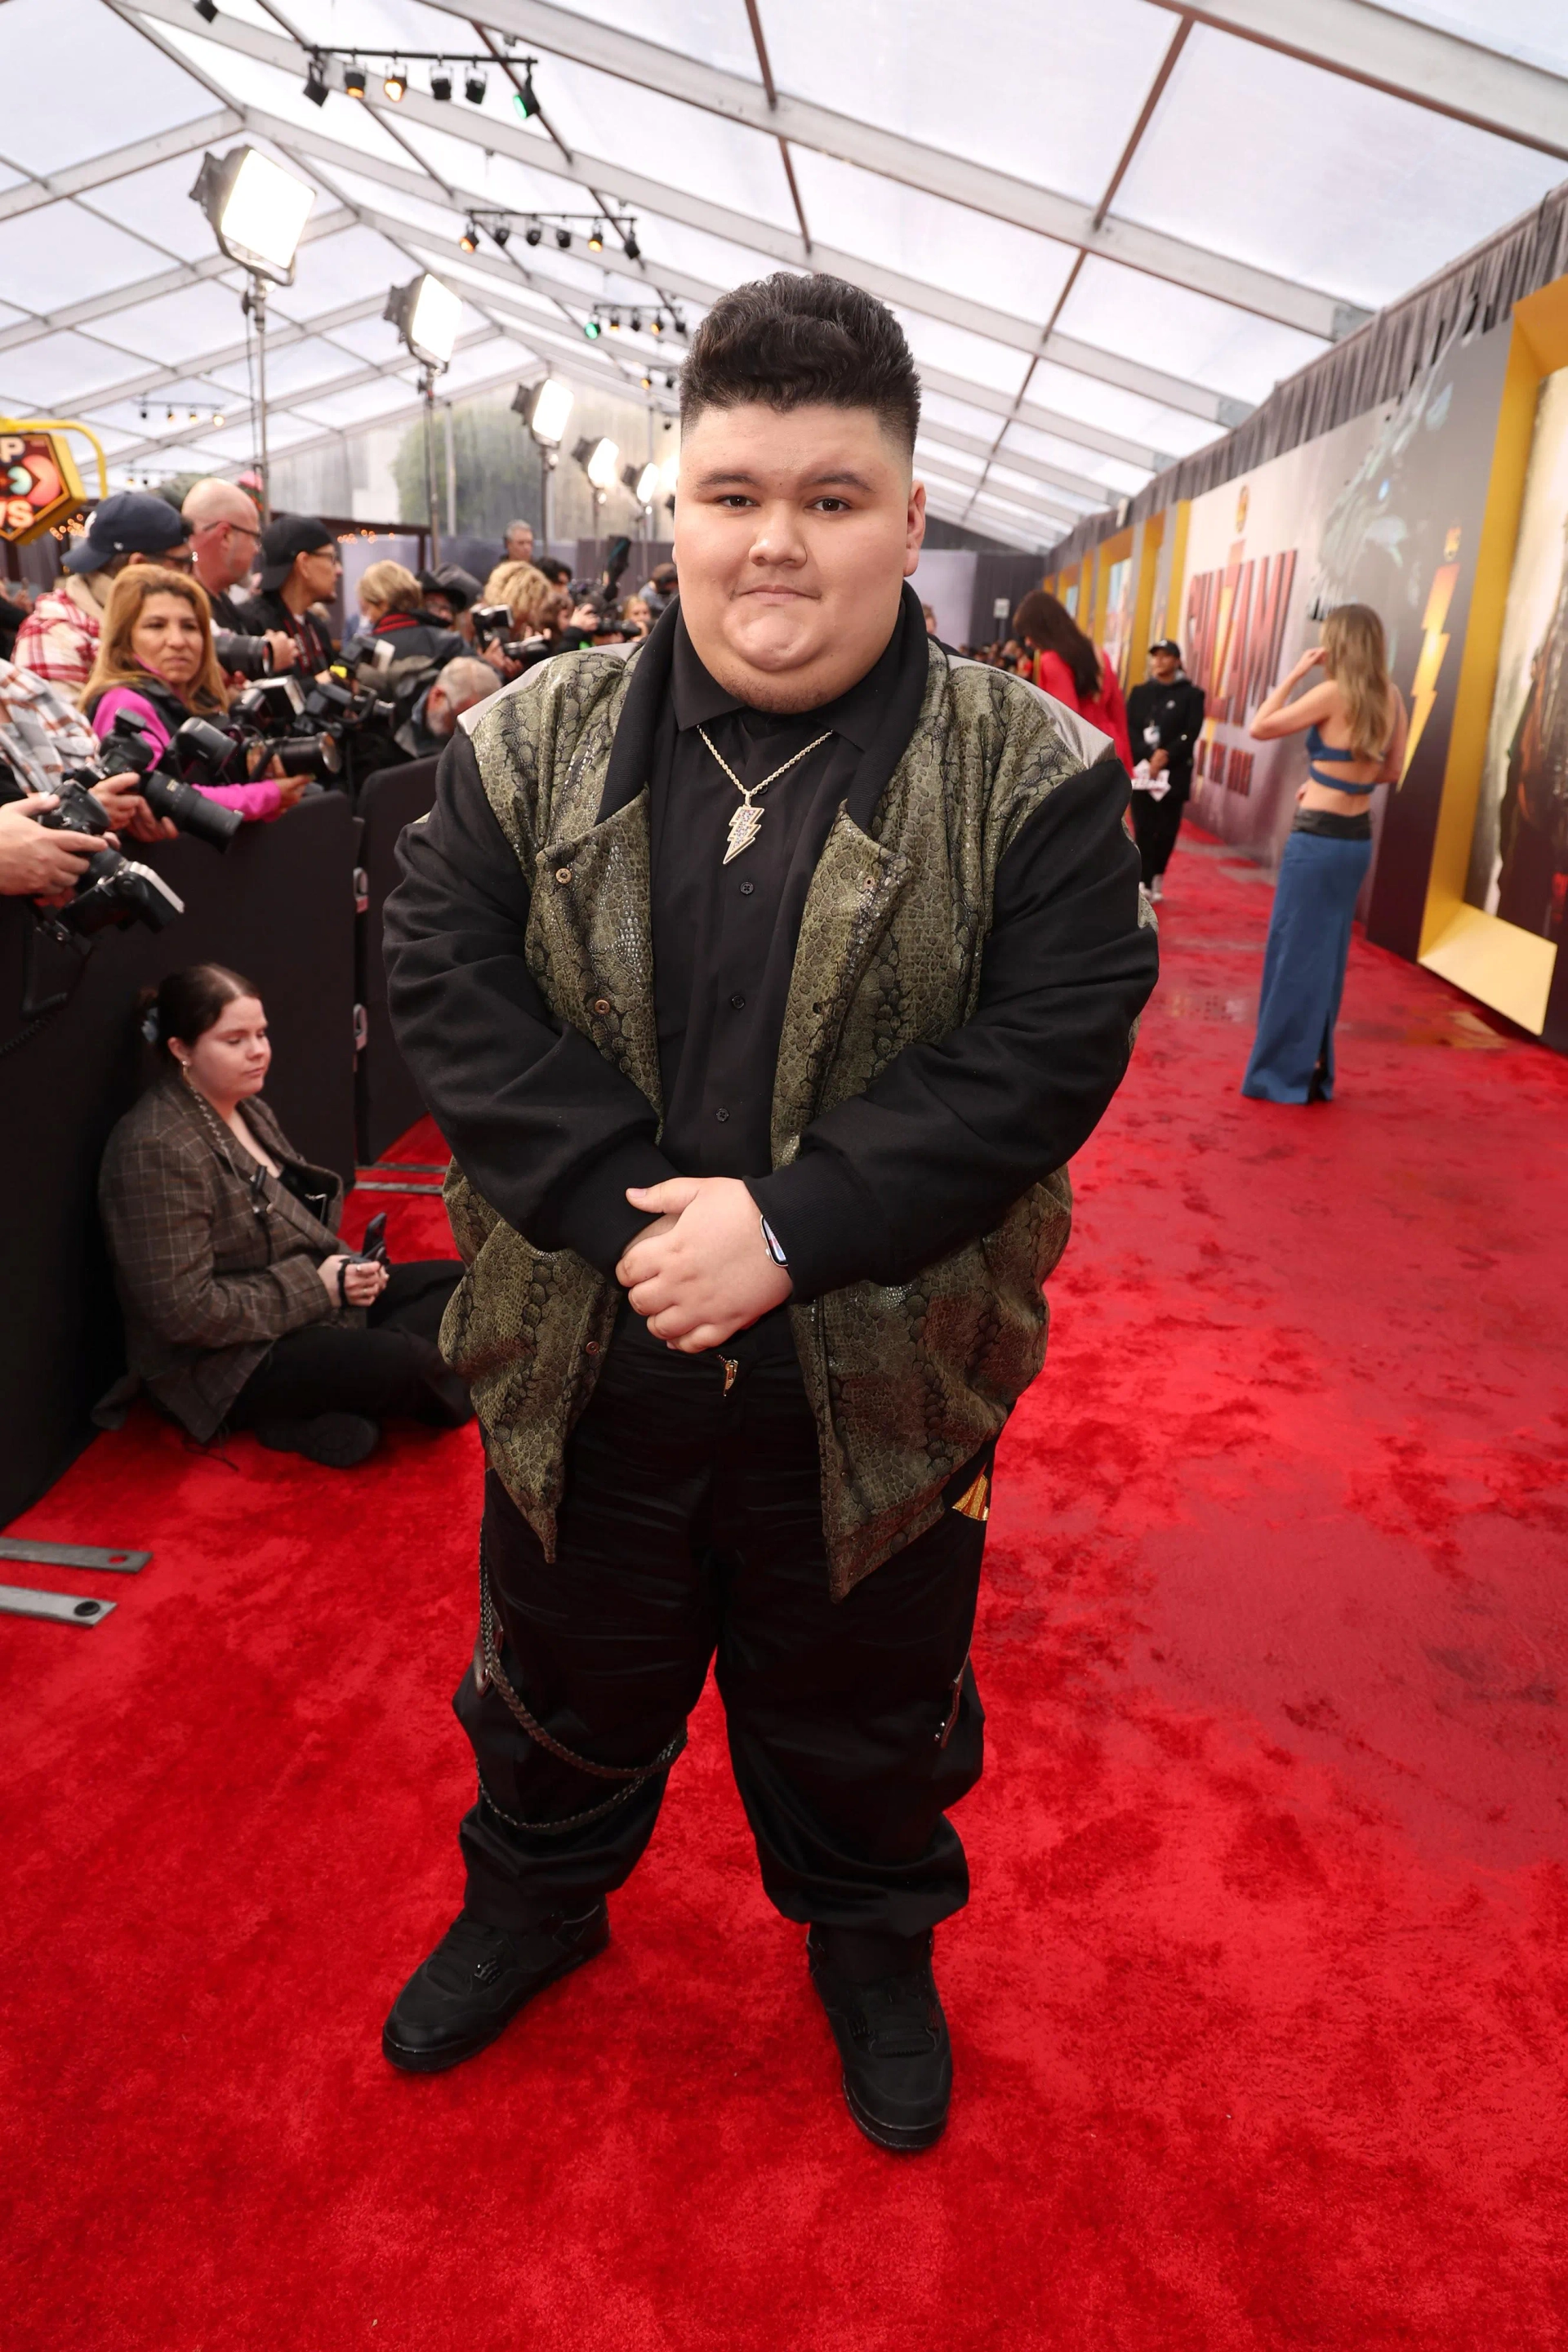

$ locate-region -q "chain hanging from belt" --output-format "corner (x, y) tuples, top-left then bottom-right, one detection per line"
(699, 726), (832, 865)
(475, 1535), (687, 1836)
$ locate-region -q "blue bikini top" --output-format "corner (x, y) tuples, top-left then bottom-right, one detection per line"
(1306, 724), (1379, 796)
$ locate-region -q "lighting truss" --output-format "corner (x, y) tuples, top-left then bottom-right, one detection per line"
(180, 8), (543, 118)
(587, 301), (685, 342)
(464, 211), (641, 262)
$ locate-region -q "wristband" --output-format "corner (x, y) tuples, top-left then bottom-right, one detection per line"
(760, 1215), (788, 1268)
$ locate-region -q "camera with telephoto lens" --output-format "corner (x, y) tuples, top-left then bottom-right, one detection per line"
(212, 628), (276, 683)
(15, 771), (185, 937)
(231, 662), (398, 787)
(94, 710), (244, 850)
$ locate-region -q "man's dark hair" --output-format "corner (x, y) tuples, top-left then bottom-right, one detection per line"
(680, 274), (920, 456)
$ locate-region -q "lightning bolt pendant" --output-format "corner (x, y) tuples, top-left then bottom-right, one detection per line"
(724, 801), (764, 864)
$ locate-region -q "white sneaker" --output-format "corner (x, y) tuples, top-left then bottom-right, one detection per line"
(1150, 875), (1163, 901)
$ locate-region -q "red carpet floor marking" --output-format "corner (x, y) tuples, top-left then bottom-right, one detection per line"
(3, 826), (1566, 2349)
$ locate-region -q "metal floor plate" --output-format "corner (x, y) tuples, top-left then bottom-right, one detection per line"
(0, 1584), (116, 1625)
(0, 1539), (149, 1574)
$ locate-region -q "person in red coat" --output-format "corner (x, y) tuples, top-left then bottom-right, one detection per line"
(1013, 589), (1132, 768)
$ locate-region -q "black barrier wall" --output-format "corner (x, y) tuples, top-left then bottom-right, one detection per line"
(0, 791), (359, 1527)
(356, 755), (439, 1165)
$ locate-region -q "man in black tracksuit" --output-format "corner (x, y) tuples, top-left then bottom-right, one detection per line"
(381, 275), (1157, 2152)
(1125, 638), (1205, 898)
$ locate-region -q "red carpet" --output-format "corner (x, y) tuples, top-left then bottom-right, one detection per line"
(4, 825), (1567, 2350)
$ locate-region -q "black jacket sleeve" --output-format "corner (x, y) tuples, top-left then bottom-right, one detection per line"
(747, 751), (1157, 1299)
(382, 730), (678, 1277)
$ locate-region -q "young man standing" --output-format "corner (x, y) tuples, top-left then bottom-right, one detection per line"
(382, 274), (1157, 2151)
(240, 516), (341, 673)
(1125, 637), (1205, 900)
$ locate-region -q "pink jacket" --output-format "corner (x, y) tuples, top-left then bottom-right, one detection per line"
(91, 685), (282, 822)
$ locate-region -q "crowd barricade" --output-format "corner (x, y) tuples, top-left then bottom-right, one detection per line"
(354, 755), (439, 1165)
(0, 789), (368, 1527)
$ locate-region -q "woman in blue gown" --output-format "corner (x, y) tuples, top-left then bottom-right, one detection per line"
(1242, 605), (1408, 1103)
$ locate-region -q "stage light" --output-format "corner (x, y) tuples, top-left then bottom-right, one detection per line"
(193, 0), (217, 19)
(513, 68), (539, 121)
(383, 65), (408, 102)
(465, 67), (488, 104)
(650, 315), (663, 336)
(344, 60), (368, 97)
(587, 223), (604, 253)
(385, 271), (461, 370)
(519, 376), (573, 446)
(583, 317), (601, 340)
(524, 220), (542, 247)
(555, 225), (571, 250)
(303, 52), (329, 107)
(627, 461), (658, 504)
(213, 412), (225, 427)
(191, 145), (315, 284)
(430, 63), (452, 101)
(459, 218), (479, 254)
(491, 221), (510, 250)
(630, 311), (641, 335)
(608, 311), (621, 332)
(622, 229), (640, 262)
(575, 436), (619, 493)
(640, 373), (652, 390)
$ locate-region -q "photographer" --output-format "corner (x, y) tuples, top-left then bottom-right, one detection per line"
(181, 478), (297, 680)
(237, 517), (340, 675)
(418, 566), (483, 632)
(100, 964), (472, 1468)
(0, 653), (176, 898)
(345, 561), (466, 669)
(13, 492), (190, 693)
(394, 656), (498, 761)
(82, 568), (308, 824)
(474, 560), (567, 681)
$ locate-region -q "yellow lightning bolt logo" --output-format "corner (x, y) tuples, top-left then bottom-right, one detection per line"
(1401, 528), (1462, 785)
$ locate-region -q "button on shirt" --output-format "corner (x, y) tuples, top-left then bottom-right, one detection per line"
(649, 614), (902, 1183)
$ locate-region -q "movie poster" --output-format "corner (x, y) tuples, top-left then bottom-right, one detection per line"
(1464, 364), (1568, 942)
(1178, 406), (1390, 859)
(1102, 554), (1134, 684)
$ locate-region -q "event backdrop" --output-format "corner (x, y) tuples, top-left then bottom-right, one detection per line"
(1465, 363), (1568, 946)
(1163, 322), (1512, 956)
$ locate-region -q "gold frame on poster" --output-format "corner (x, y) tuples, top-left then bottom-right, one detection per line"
(1127, 510), (1166, 688)
(1416, 278), (1568, 1033)
(1090, 524), (1132, 659)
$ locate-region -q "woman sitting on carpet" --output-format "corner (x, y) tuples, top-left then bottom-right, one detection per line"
(1241, 604), (1408, 1105)
(81, 568), (307, 824)
(100, 963), (470, 1468)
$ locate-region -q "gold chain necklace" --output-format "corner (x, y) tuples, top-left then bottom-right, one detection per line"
(698, 725), (833, 866)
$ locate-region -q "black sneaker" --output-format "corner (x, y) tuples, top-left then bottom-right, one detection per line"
(807, 1927), (952, 2153)
(382, 1902), (609, 2074)
(254, 1413), (380, 1467)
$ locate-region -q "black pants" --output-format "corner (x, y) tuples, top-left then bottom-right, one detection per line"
(1131, 778), (1188, 883)
(231, 1260), (470, 1430)
(458, 1312), (990, 1939)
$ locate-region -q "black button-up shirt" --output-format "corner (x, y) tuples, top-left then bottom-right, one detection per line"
(650, 615), (902, 1181)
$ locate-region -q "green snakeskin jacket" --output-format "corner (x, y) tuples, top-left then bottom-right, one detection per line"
(440, 633), (1137, 1597)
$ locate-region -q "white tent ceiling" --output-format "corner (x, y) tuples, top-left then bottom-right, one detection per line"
(2, 0), (1566, 550)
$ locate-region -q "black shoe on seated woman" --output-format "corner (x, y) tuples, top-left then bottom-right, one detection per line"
(254, 1412), (379, 1467)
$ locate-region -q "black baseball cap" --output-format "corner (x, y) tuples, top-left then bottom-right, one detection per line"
(63, 491), (189, 573)
(1148, 637), (1182, 657)
(257, 514), (336, 591)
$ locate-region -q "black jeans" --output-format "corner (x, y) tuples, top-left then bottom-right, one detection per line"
(457, 1310), (990, 1940)
(1131, 777), (1188, 883)
(231, 1261), (470, 1430)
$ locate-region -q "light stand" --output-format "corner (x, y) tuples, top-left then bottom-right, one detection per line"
(385, 274), (462, 563)
(514, 376), (575, 564)
(420, 365), (441, 568)
(241, 277), (270, 522)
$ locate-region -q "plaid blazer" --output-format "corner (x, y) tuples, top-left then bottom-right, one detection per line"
(99, 1073), (359, 1440)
